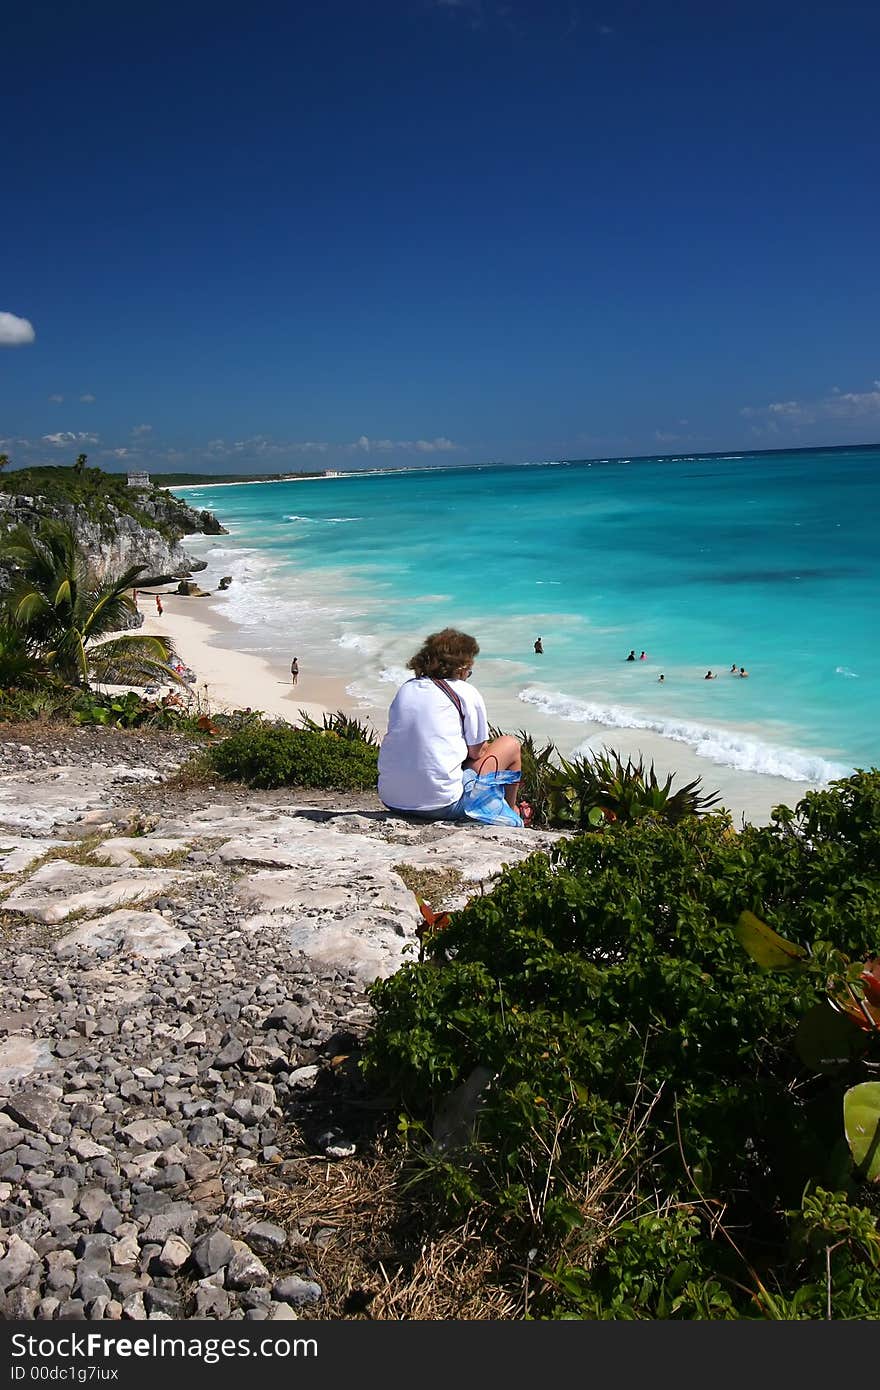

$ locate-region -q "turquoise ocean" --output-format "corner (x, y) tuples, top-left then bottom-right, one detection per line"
(176, 445), (880, 787)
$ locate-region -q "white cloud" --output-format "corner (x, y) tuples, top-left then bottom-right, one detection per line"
(131, 424), (152, 436)
(103, 447), (128, 459)
(414, 437), (457, 452)
(80, 393), (95, 404)
(0, 311), (36, 347)
(49, 394), (64, 404)
(42, 431), (99, 447)
(742, 379), (880, 428)
(350, 435), (458, 454)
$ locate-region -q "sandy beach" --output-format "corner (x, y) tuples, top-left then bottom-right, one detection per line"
(117, 582), (817, 827)
(129, 587), (351, 724)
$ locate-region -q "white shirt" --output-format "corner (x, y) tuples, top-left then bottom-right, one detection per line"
(377, 677), (489, 812)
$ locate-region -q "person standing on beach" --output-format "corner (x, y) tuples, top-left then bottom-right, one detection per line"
(155, 595), (163, 617)
(290, 657), (299, 686)
(534, 637), (543, 654)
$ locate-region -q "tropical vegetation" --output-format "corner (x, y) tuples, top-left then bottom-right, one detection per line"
(0, 458), (219, 543)
(495, 727), (719, 830)
(0, 519), (177, 688)
(208, 721), (380, 791)
(364, 770), (880, 1318)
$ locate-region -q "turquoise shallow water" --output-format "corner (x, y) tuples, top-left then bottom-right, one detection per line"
(176, 445), (880, 784)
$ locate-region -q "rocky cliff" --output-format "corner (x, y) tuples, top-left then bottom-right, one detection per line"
(0, 467), (227, 588)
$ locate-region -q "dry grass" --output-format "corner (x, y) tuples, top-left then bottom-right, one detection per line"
(259, 1143), (525, 1320)
(164, 750), (218, 790)
(393, 864), (464, 911)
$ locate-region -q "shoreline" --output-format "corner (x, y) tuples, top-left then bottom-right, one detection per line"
(131, 587), (351, 724)
(132, 574), (818, 828)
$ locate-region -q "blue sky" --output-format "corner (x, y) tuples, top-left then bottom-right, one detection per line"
(2, 0), (879, 473)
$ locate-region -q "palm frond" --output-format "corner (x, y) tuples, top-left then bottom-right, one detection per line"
(88, 634), (181, 687)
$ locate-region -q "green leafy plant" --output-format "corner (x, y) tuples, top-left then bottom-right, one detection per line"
(550, 747), (722, 829)
(209, 723), (379, 790)
(363, 770), (880, 1317)
(1, 520), (177, 687)
(298, 708), (379, 745)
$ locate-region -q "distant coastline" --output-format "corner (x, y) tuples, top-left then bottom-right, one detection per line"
(158, 439), (880, 492)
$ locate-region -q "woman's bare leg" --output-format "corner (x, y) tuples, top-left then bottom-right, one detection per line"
(465, 734), (522, 807)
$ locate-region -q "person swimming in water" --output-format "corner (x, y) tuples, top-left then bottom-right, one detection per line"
(639, 651), (647, 661)
(730, 663), (738, 674)
(658, 673), (665, 683)
(534, 637), (543, 654)
(739, 666), (749, 677)
(626, 650), (636, 661)
(705, 670), (717, 680)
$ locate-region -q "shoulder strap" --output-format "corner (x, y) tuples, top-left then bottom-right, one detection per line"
(430, 677), (466, 732)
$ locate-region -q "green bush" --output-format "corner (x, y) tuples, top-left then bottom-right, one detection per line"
(208, 723), (379, 790)
(0, 683), (203, 732)
(363, 771), (880, 1317)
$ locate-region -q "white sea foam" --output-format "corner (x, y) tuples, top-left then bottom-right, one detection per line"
(518, 686), (850, 783)
(283, 514), (361, 524)
(835, 665), (859, 678)
(378, 665), (410, 686)
(336, 632), (378, 655)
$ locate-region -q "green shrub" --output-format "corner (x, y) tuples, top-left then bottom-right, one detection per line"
(208, 723), (379, 790)
(363, 771), (880, 1317)
(0, 683), (202, 732)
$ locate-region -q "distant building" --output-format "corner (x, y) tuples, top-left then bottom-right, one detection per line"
(322, 470), (340, 477)
(127, 470), (150, 488)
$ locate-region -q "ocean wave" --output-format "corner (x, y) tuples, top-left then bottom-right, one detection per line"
(336, 632), (378, 654)
(283, 514), (362, 524)
(194, 545), (261, 561)
(835, 665), (859, 678)
(517, 686), (850, 783)
(378, 665), (410, 686)
(344, 680), (380, 709)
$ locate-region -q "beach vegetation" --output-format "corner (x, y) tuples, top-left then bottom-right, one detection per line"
(208, 722), (380, 790)
(0, 461), (211, 544)
(362, 770), (880, 1317)
(0, 620), (45, 689)
(0, 520), (177, 687)
(491, 728), (721, 830)
(299, 708), (380, 745)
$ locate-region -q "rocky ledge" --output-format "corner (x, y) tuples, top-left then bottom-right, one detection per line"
(0, 730), (557, 1320)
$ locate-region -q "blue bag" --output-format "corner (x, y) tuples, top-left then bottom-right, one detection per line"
(462, 769), (524, 828)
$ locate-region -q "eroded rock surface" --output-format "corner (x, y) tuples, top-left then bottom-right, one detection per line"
(0, 731), (559, 1320)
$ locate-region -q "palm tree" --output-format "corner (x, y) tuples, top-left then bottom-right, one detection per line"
(0, 453), (10, 474)
(73, 453), (87, 476)
(0, 620), (44, 688)
(1, 520), (180, 687)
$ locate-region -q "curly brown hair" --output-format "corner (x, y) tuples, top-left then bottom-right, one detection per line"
(407, 628), (480, 680)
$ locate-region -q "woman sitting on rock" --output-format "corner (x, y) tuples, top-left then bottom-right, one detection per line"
(378, 627), (522, 823)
